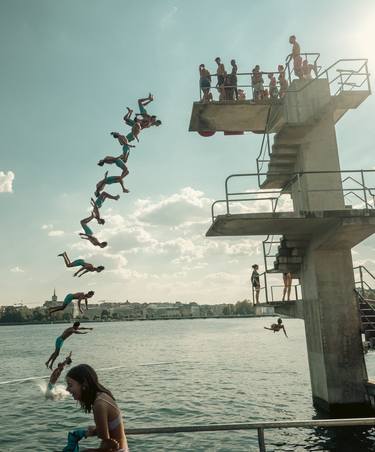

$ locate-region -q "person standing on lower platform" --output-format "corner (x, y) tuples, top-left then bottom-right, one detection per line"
(251, 264), (261, 304)
(282, 271), (292, 301)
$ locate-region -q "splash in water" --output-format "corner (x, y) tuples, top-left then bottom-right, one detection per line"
(37, 380), (70, 400)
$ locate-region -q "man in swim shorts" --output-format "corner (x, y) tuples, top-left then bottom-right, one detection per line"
(45, 323), (92, 369)
(47, 352), (73, 392)
(95, 170), (129, 198)
(58, 252), (104, 277)
(48, 291), (95, 315)
(264, 318), (288, 337)
(79, 215), (108, 248)
(134, 94), (162, 129)
(97, 141), (134, 170)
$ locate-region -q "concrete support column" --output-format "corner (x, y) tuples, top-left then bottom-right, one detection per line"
(302, 245), (369, 414)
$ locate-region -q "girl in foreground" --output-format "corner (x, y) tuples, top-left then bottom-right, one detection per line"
(66, 364), (129, 451)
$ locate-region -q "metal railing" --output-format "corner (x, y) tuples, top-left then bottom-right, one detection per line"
(210, 169), (375, 221)
(285, 52), (321, 84)
(354, 266), (375, 296)
(270, 283), (301, 302)
(126, 417), (375, 452)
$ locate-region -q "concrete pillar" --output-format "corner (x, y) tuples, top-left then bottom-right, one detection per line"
(301, 242), (370, 414)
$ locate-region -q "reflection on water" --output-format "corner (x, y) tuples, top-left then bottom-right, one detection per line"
(0, 319), (375, 451)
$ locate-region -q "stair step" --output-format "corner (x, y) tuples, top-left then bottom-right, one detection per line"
(277, 256), (303, 264)
(271, 143), (300, 156)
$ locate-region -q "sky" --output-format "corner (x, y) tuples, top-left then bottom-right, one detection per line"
(1, 0), (375, 306)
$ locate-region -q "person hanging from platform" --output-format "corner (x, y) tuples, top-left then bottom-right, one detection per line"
(45, 322), (92, 369)
(79, 216), (108, 248)
(48, 291), (95, 316)
(58, 252), (105, 277)
(282, 272), (292, 302)
(46, 352), (73, 394)
(264, 318), (288, 337)
(95, 171), (129, 198)
(289, 35), (303, 79)
(135, 93), (162, 129)
(251, 264), (261, 304)
(66, 364), (129, 452)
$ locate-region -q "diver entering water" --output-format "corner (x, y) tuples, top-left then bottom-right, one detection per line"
(47, 352), (73, 394)
(45, 322), (93, 369)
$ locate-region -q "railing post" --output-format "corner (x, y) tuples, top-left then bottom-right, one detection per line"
(225, 178), (230, 215)
(257, 427), (266, 452)
(360, 266), (365, 296)
(360, 170), (368, 209)
(264, 272), (269, 304)
(297, 172), (303, 212)
(295, 285), (298, 301)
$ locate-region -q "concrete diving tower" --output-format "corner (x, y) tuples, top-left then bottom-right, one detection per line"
(194, 59), (375, 415)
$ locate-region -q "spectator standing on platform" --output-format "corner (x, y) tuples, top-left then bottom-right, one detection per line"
(289, 35), (303, 79)
(215, 57), (226, 91)
(282, 272), (293, 301)
(278, 65), (288, 98)
(268, 73), (279, 99)
(251, 264), (261, 304)
(199, 64), (212, 102)
(252, 65), (264, 101)
(230, 59), (238, 100)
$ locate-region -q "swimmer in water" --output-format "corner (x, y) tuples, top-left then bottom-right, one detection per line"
(45, 322), (93, 369)
(47, 352), (73, 394)
(264, 318), (288, 337)
(48, 291), (95, 316)
(58, 252), (105, 277)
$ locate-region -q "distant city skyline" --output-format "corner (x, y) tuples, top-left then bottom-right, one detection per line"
(1, 0), (375, 306)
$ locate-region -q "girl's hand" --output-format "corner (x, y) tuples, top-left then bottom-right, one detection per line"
(86, 425), (97, 437)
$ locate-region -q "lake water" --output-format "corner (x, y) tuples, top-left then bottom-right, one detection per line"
(1, 318), (375, 451)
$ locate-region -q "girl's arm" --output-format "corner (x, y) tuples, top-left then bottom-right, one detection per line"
(93, 401), (112, 449)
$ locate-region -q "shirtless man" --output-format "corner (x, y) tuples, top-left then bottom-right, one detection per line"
(252, 65), (264, 101)
(45, 322), (92, 369)
(199, 64), (212, 102)
(48, 291), (95, 315)
(135, 94), (162, 129)
(268, 73), (279, 99)
(264, 318), (288, 337)
(46, 352), (72, 392)
(278, 65), (288, 98)
(214, 57), (226, 89)
(97, 142), (134, 170)
(58, 252), (105, 277)
(95, 170), (129, 198)
(289, 35), (303, 79)
(79, 216), (108, 248)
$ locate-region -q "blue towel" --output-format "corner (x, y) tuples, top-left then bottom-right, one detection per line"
(63, 428), (87, 452)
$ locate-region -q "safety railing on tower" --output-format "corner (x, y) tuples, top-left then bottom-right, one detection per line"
(210, 169), (375, 222)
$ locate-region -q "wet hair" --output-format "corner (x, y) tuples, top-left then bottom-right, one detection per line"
(98, 219), (105, 225)
(66, 364), (114, 413)
(100, 241), (108, 248)
(155, 120), (162, 126)
(289, 35), (296, 40)
(96, 266), (105, 272)
(215, 57), (221, 62)
(252, 264), (259, 269)
(277, 318), (282, 324)
(86, 291), (95, 297)
(73, 321), (81, 328)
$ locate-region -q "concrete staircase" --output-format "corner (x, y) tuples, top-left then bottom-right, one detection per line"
(268, 235), (307, 276)
(358, 296), (375, 342)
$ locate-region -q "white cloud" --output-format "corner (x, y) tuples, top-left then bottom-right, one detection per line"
(10, 266), (24, 273)
(42, 224), (53, 230)
(48, 230), (65, 237)
(0, 171), (15, 193)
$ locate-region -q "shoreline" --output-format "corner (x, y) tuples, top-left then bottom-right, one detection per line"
(0, 314), (276, 326)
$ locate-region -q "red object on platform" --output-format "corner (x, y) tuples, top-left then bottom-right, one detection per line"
(198, 131), (216, 137)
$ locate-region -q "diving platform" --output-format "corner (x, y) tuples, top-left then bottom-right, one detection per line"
(189, 83), (369, 136)
(207, 209), (375, 248)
